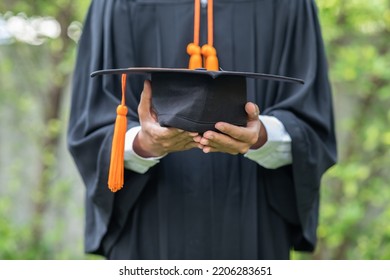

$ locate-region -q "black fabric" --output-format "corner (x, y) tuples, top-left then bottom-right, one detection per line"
(90, 68), (304, 133)
(153, 72), (247, 133)
(67, 0), (337, 259)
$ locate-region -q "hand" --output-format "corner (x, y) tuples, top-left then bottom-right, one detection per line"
(133, 80), (203, 157)
(194, 102), (267, 155)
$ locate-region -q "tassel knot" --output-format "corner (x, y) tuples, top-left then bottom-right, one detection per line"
(187, 43), (202, 69)
(201, 44), (219, 71)
(117, 104), (128, 116)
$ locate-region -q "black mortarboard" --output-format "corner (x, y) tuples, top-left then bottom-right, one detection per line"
(91, 67), (304, 133)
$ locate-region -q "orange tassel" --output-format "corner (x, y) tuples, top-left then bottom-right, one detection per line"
(201, 44), (219, 71)
(187, 43), (202, 69)
(207, 0), (214, 47)
(202, 0), (219, 71)
(108, 74), (128, 192)
(188, 0), (219, 71)
(187, 0), (202, 69)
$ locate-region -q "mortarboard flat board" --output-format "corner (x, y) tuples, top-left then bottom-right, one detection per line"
(91, 67), (304, 134)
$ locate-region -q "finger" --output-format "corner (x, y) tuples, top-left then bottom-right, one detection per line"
(202, 144), (239, 154)
(201, 131), (241, 154)
(214, 104), (261, 143)
(193, 134), (202, 143)
(188, 132), (199, 137)
(138, 80), (154, 122)
(156, 127), (195, 141)
(203, 129), (255, 154)
(150, 106), (158, 121)
(182, 140), (204, 151)
(149, 129), (197, 153)
(214, 122), (251, 142)
(245, 102), (260, 121)
(163, 136), (203, 153)
(202, 146), (223, 154)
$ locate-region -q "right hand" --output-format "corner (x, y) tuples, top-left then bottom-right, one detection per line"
(133, 80), (203, 157)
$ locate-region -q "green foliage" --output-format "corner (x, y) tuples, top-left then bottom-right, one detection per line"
(294, 0), (390, 260)
(0, 43), (85, 260)
(0, 0), (90, 21)
(0, 1), (90, 260)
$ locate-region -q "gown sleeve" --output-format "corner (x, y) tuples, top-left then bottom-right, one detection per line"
(67, 0), (151, 254)
(262, 0), (337, 250)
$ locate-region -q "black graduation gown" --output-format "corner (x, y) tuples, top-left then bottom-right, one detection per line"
(67, 0), (337, 260)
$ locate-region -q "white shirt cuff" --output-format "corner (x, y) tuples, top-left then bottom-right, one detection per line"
(124, 126), (165, 174)
(244, 115), (292, 169)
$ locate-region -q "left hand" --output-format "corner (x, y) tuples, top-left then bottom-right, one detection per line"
(134, 80), (203, 157)
(194, 102), (267, 155)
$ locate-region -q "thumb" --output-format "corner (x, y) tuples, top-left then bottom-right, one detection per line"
(245, 102), (260, 122)
(138, 80), (154, 121)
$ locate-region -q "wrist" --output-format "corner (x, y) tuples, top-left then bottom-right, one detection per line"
(133, 130), (164, 158)
(250, 121), (267, 150)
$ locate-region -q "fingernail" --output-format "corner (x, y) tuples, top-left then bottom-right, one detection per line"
(205, 133), (213, 140)
(216, 123), (224, 131)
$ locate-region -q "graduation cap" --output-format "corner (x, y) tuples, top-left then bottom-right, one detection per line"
(90, 0), (304, 192)
(91, 67), (303, 133)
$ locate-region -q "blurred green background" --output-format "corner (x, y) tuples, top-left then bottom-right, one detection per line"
(0, 0), (389, 260)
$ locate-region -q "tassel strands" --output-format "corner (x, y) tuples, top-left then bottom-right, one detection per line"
(187, 0), (202, 69)
(187, 0), (219, 71)
(108, 74), (128, 192)
(201, 0), (219, 70)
